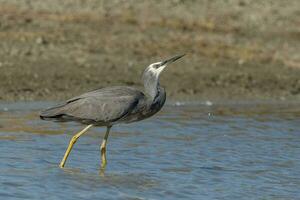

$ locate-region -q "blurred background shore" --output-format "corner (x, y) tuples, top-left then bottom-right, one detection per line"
(0, 0), (299, 101)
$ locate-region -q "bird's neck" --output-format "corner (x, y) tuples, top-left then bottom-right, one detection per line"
(142, 70), (161, 101)
(144, 80), (160, 101)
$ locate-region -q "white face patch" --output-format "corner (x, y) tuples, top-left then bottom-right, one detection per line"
(147, 62), (166, 78)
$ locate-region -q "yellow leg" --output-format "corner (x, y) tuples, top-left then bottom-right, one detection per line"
(59, 124), (93, 168)
(100, 126), (112, 171)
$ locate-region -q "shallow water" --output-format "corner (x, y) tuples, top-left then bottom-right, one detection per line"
(0, 102), (299, 200)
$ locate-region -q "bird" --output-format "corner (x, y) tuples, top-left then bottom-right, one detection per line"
(40, 54), (185, 171)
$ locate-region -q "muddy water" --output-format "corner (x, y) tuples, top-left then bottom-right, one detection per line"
(0, 102), (299, 199)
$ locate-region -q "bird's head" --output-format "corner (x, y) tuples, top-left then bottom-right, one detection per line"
(143, 54), (185, 79)
(142, 54), (185, 98)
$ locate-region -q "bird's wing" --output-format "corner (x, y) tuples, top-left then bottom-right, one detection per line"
(40, 86), (145, 123)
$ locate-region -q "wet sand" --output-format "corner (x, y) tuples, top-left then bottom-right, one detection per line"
(0, 0), (300, 101)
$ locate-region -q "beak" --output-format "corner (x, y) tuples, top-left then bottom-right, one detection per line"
(160, 54), (185, 66)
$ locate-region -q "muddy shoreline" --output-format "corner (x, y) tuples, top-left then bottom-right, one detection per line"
(1, 1), (300, 101)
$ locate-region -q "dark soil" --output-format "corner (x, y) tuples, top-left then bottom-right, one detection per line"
(1, 0), (300, 101)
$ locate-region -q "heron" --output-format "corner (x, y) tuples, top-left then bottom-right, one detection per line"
(40, 54), (185, 170)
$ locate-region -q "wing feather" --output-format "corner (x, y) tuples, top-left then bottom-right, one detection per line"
(40, 86), (145, 124)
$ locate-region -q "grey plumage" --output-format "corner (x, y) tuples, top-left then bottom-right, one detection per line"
(40, 86), (162, 125)
(40, 55), (184, 126)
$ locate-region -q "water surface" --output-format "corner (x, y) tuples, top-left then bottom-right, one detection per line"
(0, 102), (299, 199)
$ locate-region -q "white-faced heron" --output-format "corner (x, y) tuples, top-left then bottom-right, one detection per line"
(40, 54), (185, 170)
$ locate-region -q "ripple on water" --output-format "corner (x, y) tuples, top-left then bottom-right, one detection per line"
(0, 102), (300, 199)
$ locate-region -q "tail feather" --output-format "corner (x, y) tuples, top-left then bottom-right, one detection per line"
(40, 103), (66, 120)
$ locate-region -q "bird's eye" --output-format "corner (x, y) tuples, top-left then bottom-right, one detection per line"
(154, 64), (160, 69)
